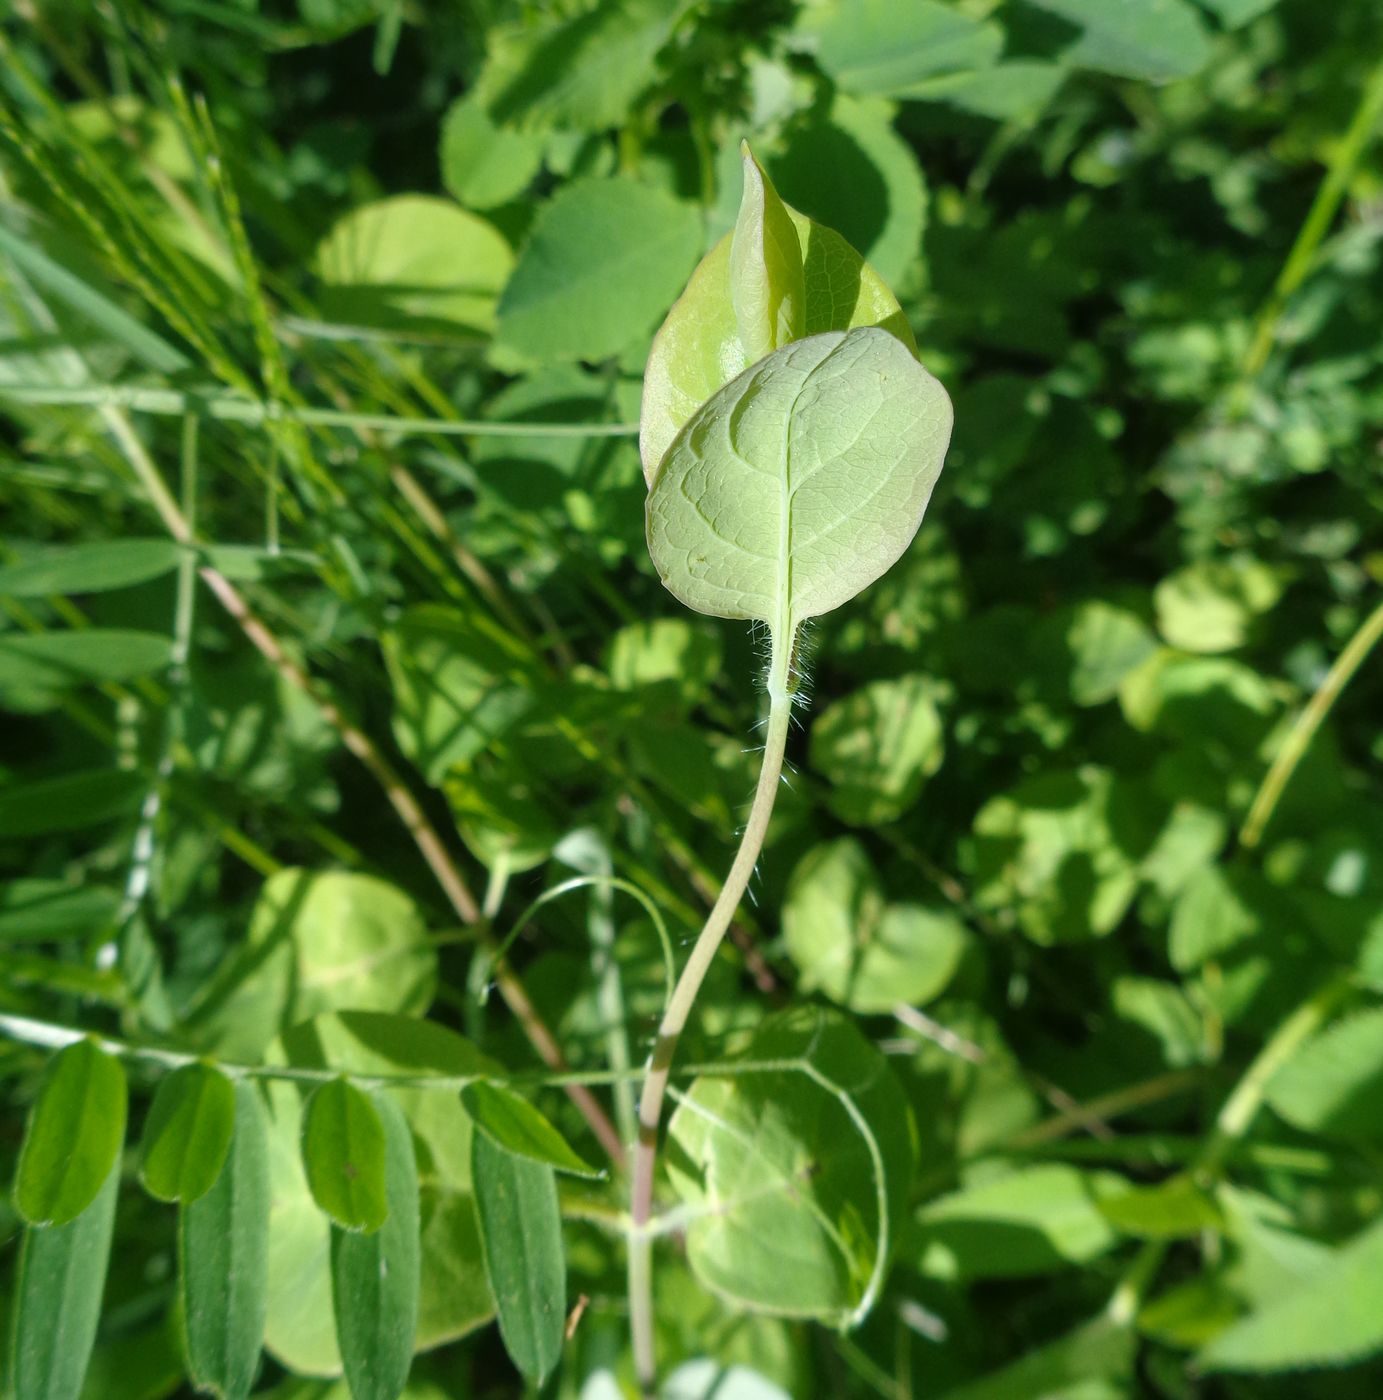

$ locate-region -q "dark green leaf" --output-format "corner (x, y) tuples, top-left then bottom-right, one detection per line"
(0, 769), (145, 838)
(0, 880), (120, 943)
(330, 1091), (421, 1400)
(9, 1162), (120, 1400)
(0, 540), (180, 597)
(460, 1081), (601, 1178)
(16, 1039), (128, 1226)
(303, 1076), (390, 1232)
(140, 1063), (236, 1204)
(472, 1129), (566, 1385)
(180, 1080), (271, 1400)
(0, 630), (175, 689)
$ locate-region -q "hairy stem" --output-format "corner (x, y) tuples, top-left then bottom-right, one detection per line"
(628, 630), (797, 1391)
(103, 406), (626, 1167)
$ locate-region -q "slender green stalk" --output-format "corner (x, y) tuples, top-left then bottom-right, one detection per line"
(1104, 975), (1352, 1324)
(0, 381), (637, 438)
(1239, 55), (1383, 385)
(628, 630), (797, 1392)
(1241, 592), (1383, 849)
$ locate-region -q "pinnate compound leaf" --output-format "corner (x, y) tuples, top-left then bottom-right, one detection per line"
(140, 1062), (236, 1204)
(303, 1077), (390, 1232)
(16, 1039), (127, 1226)
(666, 1006), (916, 1323)
(261, 1013), (495, 1375)
(180, 1080), (271, 1400)
(460, 1081), (601, 1178)
(646, 329), (952, 632)
(496, 176), (702, 363)
(0, 539), (180, 597)
(472, 1131), (566, 1386)
(640, 159), (916, 480)
(1199, 1214), (1383, 1371)
(9, 1161), (119, 1400)
(331, 1092), (421, 1400)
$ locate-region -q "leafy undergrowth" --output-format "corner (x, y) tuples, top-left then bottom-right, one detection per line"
(2, 2), (1383, 1398)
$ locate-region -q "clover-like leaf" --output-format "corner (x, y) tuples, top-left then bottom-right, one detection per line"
(646, 328), (952, 635)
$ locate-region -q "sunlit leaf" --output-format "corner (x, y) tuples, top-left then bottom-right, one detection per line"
(140, 1062), (236, 1204)
(1265, 1008), (1383, 1141)
(666, 1006), (915, 1322)
(1029, 0), (1212, 82)
(647, 328), (951, 633)
(303, 1077), (390, 1232)
(16, 1040), (127, 1226)
(460, 1081), (601, 1178)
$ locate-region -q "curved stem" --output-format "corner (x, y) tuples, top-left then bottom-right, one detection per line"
(628, 630), (797, 1392)
(1240, 592), (1383, 850)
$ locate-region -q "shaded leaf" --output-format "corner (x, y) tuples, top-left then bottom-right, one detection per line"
(180, 1080), (271, 1400)
(1265, 1008), (1383, 1141)
(0, 629), (174, 690)
(0, 540), (180, 597)
(0, 768), (145, 838)
(331, 1092), (421, 1400)
(0, 880), (120, 943)
(10, 1162), (120, 1400)
(1029, 0), (1212, 82)
(472, 1130), (565, 1385)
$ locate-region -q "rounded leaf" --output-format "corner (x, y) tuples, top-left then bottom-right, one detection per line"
(140, 1062), (236, 1204)
(302, 1077), (389, 1233)
(16, 1039), (128, 1226)
(646, 328), (952, 632)
(460, 1081), (601, 1179)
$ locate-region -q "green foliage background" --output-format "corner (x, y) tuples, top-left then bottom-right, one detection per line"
(1, 0), (1383, 1396)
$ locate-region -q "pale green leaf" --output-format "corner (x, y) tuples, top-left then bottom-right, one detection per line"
(1199, 1214), (1383, 1371)
(640, 168), (916, 482)
(1098, 1176), (1224, 1238)
(606, 617), (722, 708)
(315, 196), (512, 335)
(330, 1093), (420, 1400)
(1168, 864), (1264, 971)
(729, 144), (804, 363)
(796, 0), (1001, 94)
(180, 1080), (271, 1400)
(663, 1361), (791, 1400)
(915, 1166), (1125, 1281)
(10, 1162), (119, 1400)
(783, 839), (968, 1013)
(770, 96), (928, 290)
(16, 1040), (128, 1226)
(496, 176), (702, 363)
(261, 1013), (495, 1375)
(1265, 1008), (1383, 1141)
(0, 540), (180, 597)
(1154, 557), (1282, 653)
(472, 1131), (566, 1385)
(193, 869), (437, 1061)
(440, 92), (545, 210)
(460, 1081), (601, 1178)
(1029, 0), (1212, 82)
(140, 1062), (236, 1204)
(1065, 602), (1157, 706)
(646, 328), (952, 633)
(809, 674), (944, 823)
(303, 1077), (390, 1232)
(666, 1006), (916, 1323)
